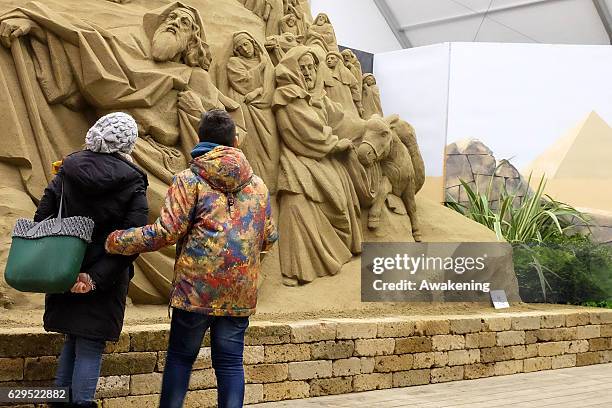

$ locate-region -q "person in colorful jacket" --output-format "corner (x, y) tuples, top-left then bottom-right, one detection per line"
(105, 109), (278, 408)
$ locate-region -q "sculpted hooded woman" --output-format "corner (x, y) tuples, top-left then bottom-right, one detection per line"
(323, 51), (362, 118)
(224, 31), (279, 193)
(273, 46), (363, 285)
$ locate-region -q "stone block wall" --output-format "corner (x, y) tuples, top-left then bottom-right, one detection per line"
(1, 310), (612, 407)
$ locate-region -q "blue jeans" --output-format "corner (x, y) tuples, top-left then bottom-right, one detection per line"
(55, 334), (106, 404)
(159, 308), (249, 408)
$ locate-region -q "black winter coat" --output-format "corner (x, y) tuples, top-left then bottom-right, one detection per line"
(34, 150), (148, 342)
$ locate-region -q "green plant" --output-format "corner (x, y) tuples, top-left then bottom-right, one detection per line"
(445, 175), (588, 244)
(445, 172), (612, 306)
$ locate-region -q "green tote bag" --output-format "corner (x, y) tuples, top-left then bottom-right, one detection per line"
(4, 182), (95, 293)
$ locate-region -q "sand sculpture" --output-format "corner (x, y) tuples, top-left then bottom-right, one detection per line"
(362, 73), (384, 118)
(0, 0), (518, 306)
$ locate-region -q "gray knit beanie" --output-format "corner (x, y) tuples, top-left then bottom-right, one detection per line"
(85, 112), (138, 154)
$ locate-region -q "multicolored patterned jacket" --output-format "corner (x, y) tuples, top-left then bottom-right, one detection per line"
(105, 146), (278, 316)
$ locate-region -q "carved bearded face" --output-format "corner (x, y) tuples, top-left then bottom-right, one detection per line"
(316, 15), (327, 26)
(151, 8), (196, 63)
(342, 52), (352, 65)
(326, 54), (339, 69)
(298, 53), (317, 90)
(365, 76), (376, 86)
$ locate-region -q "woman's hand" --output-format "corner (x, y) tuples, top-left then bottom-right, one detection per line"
(70, 273), (95, 294)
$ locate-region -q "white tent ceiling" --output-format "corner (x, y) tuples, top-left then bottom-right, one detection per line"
(375, 0), (612, 48)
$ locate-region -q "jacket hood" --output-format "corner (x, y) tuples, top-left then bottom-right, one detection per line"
(191, 146), (254, 193)
(62, 150), (145, 193)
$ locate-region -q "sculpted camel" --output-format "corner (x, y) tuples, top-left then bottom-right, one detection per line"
(356, 114), (425, 241)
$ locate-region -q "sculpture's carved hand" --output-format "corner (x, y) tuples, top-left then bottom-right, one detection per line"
(0, 18), (34, 48)
(178, 90), (204, 117)
(333, 138), (352, 153)
(244, 87), (263, 104)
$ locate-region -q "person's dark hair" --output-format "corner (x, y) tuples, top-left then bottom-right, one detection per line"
(198, 109), (236, 146)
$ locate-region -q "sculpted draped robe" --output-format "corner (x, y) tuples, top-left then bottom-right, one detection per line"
(362, 75), (384, 119)
(227, 32), (279, 193)
(0, 1), (243, 303)
(273, 46), (362, 283)
(323, 56), (362, 118)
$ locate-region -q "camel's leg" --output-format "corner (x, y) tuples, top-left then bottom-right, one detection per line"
(368, 177), (392, 230)
(402, 182), (422, 242)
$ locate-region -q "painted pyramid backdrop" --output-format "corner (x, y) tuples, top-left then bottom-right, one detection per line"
(523, 111), (612, 211)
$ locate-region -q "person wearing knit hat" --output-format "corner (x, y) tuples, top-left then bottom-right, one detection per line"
(85, 112), (139, 159)
(34, 112), (148, 407)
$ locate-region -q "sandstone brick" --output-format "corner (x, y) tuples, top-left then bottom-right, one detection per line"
(509, 344), (537, 359)
(309, 377), (353, 397)
(431, 366), (463, 383)
(480, 347), (510, 363)
(245, 384), (264, 405)
(157, 347), (212, 372)
(354, 338), (395, 357)
(189, 369), (216, 390)
(496, 331), (525, 346)
(335, 320), (378, 339)
(538, 342), (566, 357)
(576, 325), (600, 339)
(333, 357), (361, 376)
(565, 313), (590, 327)
(245, 363), (288, 383)
(415, 319), (450, 336)
(465, 332), (496, 349)
(96, 375), (130, 398)
(525, 330), (538, 344)
(589, 311), (612, 324)
(413, 352), (435, 369)
(567, 340), (589, 353)
(377, 318), (416, 338)
(588, 337), (611, 352)
(540, 314), (565, 329)
(511, 316), (540, 330)
(601, 350), (612, 363)
(24, 356), (57, 381)
(395, 337), (432, 354)
(244, 346), (264, 365)
(130, 372), (163, 395)
(360, 357), (375, 374)
(101, 352), (157, 376)
(353, 373), (392, 391)
(464, 363), (495, 379)
(104, 333), (130, 353)
(288, 360), (332, 380)
(184, 389), (217, 408)
(374, 354), (413, 372)
(0, 358), (23, 381)
(262, 381), (309, 402)
(289, 321), (336, 343)
(483, 317), (511, 332)
(601, 324), (612, 337)
(449, 318), (482, 334)
(552, 354), (576, 369)
(447, 349), (479, 366)
(576, 351), (601, 366)
(129, 326), (169, 352)
(392, 369), (430, 387)
(431, 335), (465, 351)
(494, 360), (523, 376)
(264, 343), (310, 363)
(246, 323), (291, 345)
(311, 340), (354, 360)
(103, 394), (159, 408)
(524, 357), (552, 372)
(0, 332), (64, 358)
